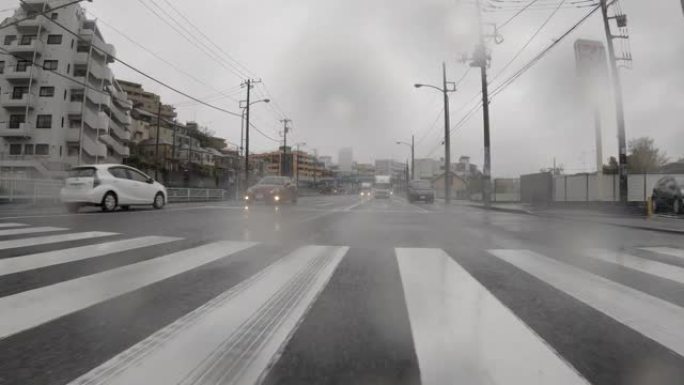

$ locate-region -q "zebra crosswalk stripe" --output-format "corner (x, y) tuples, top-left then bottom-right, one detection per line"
(489, 249), (684, 358)
(0, 226), (67, 237)
(396, 248), (589, 385)
(0, 236), (182, 277)
(0, 223), (27, 228)
(585, 248), (684, 285)
(0, 240), (256, 340)
(640, 247), (684, 261)
(0, 231), (117, 251)
(68, 245), (348, 385)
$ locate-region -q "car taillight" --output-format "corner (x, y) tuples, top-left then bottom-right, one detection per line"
(93, 174), (101, 188)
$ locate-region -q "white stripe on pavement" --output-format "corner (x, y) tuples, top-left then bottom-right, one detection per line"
(640, 247), (684, 261)
(0, 223), (27, 228)
(585, 248), (684, 285)
(0, 226), (67, 237)
(396, 248), (588, 385)
(490, 249), (684, 358)
(69, 245), (348, 385)
(0, 236), (182, 277)
(0, 231), (117, 251)
(0, 240), (256, 340)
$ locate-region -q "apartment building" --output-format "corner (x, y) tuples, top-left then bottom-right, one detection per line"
(118, 79), (175, 124)
(0, 0), (131, 178)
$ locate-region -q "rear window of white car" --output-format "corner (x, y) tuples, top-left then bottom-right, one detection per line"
(68, 167), (96, 178)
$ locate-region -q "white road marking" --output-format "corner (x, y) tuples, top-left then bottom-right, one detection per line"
(0, 226), (67, 237)
(0, 231), (116, 251)
(0, 240), (256, 340)
(0, 223), (27, 228)
(396, 248), (588, 385)
(490, 249), (684, 358)
(69, 245), (348, 385)
(342, 199), (368, 211)
(0, 236), (182, 276)
(640, 247), (684, 261)
(585, 248), (684, 285)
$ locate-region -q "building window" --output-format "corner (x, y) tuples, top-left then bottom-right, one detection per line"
(76, 44), (89, 53)
(24, 144), (34, 155)
(35, 144), (49, 155)
(70, 39), (74, 49)
(9, 114), (25, 128)
(43, 60), (58, 71)
(19, 35), (35, 45)
(51, 12), (58, 20)
(36, 114), (52, 129)
(66, 63), (70, 73)
(0, 61), (4, 74)
(39, 86), (55, 97)
(9, 144), (22, 155)
(67, 146), (78, 156)
(4, 35), (16, 45)
(63, 89), (67, 100)
(69, 118), (81, 128)
(12, 86), (28, 99)
(73, 66), (87, 77)
(61, 116), (64, 127)
(16, 59), (30, 72)
(47, 34), (62, 45)
(70, 89), (84, 102)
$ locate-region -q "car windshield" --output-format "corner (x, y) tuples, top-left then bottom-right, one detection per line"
(258, 176), (288, 185)
(5, 1), (684, 384)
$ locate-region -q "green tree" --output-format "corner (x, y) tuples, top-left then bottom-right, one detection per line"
(627, 137), (668, 173)
(602, 156), (619, 174)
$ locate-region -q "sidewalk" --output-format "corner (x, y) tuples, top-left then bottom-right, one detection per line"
(453, 200), (684, 234)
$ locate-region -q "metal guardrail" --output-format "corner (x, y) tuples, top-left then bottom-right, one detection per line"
(166, 188), (226, 202)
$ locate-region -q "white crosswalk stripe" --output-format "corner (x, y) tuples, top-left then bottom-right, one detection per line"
(0, 226), (67, 237)
(489, 248), (684, 358)
(0, 231), (117, 250)
(640, 246), (684, 261)
(397, 248), (589, 385)
(585, 248), (684, 285)
(0, 223), (28, 228)
(0, 236), (182, 277)
(0, 240), (256, 339)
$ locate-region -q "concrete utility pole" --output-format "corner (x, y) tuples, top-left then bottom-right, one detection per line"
(442, 62), (452, 204)
(410, 135), (415, 180)
(280, 118), (291, 176)
(600, 0), (630, 203)
(154, 102), (161, 180)
(474, 0), (492, 208)
(243, 79), (252, 187)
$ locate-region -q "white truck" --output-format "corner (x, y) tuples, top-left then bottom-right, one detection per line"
(373, 175), (392, 199)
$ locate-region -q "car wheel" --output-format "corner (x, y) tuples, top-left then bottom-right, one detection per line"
(153, 192), (165, 209)
(65, 203), (81, 213)
(101, 192), (118, 212)
(674, 199), (682, 215)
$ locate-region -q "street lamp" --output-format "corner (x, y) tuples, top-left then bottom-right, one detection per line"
(294, 142), (306, 187)
(396, 136), (414, 180)
(414, 62), (456, 204)
(240, 98), (270, 188)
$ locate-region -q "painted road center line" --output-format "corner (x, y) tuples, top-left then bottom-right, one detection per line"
(490, 249), (684, 358)
(0, 236), (182, 277)
(0, 226), (67, 237)
(0, 231), (117, 251)
(585, 248), (684, 285)
(0, 240), (256, 340)
(69, 245), (348, 385)
(640, 247), (684, 261)
(0, 223), (27, 228)
(396, 248), (589, 385)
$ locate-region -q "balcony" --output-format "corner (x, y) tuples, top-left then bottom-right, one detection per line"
(85, 89), (111, 107)
(100, 134), (130, 157)
(107, 85), (133, 109)
(0, 123), (32, 138)
(7, 40), (44, 55)
(88, 60), (113, 83)
(3, 65), (40, 83)
(109, 119), (131, 141)
(16, 17), (45, 32)
(66, 131), (107, 158)
(110, 105), (131, 126)
(1, 93), (36, 110)
(83, 108), (109, 132)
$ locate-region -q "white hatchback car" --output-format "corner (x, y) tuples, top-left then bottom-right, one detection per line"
(60, 164), (167, 213)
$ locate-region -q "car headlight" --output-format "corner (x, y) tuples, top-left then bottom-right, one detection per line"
(244, 195), (249, 200)
(274, 195), (280, 202)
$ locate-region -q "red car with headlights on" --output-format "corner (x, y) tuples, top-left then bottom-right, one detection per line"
(245, 176), (298, 204)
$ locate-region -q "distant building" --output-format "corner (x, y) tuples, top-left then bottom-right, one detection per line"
(318, 155), (333, 169)
(432, 172), (467, 199)
(414, 158), (440, 180)
(354, 163), (375, 181)
(118, 80), (176, 123)
(375, 159), (407, 185)
(338, 147), (353, 173)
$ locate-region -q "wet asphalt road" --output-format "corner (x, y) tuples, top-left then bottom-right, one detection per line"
(0, 195), (683, 385)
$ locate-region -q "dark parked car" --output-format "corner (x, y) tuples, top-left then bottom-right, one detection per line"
(407, 180), (435, 203)
(245, 176), (298, 204)
(652, 176), (684, 214)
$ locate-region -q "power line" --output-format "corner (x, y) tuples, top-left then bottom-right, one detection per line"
(490, 0), (567, 83)
(85, 10), (240, 103)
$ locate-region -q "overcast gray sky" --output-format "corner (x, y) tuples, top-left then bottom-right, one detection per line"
(78, 0), (683, 177)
